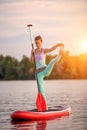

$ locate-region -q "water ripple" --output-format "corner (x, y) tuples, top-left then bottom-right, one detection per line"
(0, 80), (87, 130)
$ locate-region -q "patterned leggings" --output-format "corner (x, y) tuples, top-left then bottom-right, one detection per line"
(36, 54), (61, 103)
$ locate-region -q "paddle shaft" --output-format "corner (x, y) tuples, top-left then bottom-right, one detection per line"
(27, 24), (40, 91)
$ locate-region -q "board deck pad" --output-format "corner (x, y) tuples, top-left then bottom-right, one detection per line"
(29, 106), (65, 112)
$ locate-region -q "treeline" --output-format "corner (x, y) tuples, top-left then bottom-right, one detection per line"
(0, 55), (34, 80)
(0, 51), (87, 80)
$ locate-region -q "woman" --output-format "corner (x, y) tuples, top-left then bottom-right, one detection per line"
(31, 35), (64, 111)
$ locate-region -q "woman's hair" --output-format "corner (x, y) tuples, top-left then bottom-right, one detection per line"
(35, 35), (42, 42)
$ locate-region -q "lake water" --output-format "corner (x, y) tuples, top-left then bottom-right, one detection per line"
(0, 80), (87, 130)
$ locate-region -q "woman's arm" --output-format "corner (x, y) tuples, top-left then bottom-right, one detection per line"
(44, 43), (64, 54)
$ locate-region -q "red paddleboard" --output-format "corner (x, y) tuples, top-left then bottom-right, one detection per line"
(11, 106), (71, 121)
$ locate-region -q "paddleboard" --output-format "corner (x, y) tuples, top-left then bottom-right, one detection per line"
(11, 106), (71, 121)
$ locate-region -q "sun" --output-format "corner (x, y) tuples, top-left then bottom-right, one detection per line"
(83, 41), (87, 52)
(81, 41), (87, 53)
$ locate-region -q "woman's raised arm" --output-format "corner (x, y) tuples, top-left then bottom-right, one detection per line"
(44, 43), (64, 54)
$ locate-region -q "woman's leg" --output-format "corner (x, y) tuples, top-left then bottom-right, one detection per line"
(36, 72), (46, 99)
(36, 54), (61, 97)
(43, 54), (61, 77)
(35, 54), (61, 110)
(36, 72), (48, 110)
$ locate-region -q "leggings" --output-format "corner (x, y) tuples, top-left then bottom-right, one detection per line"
(36, 54), (61, 103)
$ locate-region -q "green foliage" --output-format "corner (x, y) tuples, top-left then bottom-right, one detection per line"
(0, 52), (87, 80)
(0, 55), (34, 80)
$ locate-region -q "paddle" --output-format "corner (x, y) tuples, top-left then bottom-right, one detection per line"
(27, 24), (47, 111)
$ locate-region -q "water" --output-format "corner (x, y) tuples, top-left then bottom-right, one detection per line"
(0, 80), (87, 130)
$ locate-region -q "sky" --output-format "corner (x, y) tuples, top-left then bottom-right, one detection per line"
(0, 0), (87, 60)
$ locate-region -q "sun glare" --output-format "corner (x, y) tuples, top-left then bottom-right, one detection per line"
(80, 41), (87, 53)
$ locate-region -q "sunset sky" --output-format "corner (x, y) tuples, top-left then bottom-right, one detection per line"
(0, 0), (87, 60)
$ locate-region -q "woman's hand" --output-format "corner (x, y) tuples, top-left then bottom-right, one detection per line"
(31, 48), (34, 55)
(58, 43), (64, 48)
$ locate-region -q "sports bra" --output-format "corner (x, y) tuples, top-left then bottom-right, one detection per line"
(35, 48), (47, 69)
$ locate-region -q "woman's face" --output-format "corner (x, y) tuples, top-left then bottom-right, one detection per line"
(35, 39), (42, 49)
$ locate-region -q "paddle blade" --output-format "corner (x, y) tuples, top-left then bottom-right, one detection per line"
(36, 92), (47, 112)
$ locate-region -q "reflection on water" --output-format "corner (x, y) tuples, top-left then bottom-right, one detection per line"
(11, 120), (47, 130)
(10, 115), (71, 130)
(0, 80), (87, 130)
